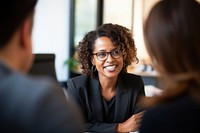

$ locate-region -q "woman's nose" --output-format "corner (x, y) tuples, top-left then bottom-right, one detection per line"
(106, 53), (114, 62)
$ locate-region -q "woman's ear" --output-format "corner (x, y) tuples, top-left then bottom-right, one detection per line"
(91, 56), (95, 65)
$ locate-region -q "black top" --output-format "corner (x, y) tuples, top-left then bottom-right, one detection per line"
(140, 94), (200, 133)
(102, 96), (115, 122)
(67, 73), (145, 132)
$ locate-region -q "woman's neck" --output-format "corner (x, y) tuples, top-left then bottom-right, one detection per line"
(99, 76), (118, 101)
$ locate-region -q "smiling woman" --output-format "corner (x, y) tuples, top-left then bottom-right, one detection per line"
(66, 23), (145, 133)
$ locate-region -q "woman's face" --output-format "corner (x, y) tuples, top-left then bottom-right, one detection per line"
(92, 37), (123, 79)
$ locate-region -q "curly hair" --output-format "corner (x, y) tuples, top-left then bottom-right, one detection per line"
(77, 23), (138, 78)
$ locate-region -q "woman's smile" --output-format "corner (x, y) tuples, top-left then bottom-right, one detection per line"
(103, 65), (117, 71)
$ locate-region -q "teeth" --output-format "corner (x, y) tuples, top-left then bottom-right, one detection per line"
(105, 66), (116, 71)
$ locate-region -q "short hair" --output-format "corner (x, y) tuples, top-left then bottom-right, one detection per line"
(0, 0), (38, 48)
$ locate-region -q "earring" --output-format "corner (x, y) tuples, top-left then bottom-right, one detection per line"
(123, 62), (126, 68)
(91, 65), (96, 72)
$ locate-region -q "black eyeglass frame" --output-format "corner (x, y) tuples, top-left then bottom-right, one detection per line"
(92, 48), (122, 61)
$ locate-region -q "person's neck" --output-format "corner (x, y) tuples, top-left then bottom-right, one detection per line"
(99, 76), (117, 90)
(0, 56), (19, 72)
(0, 45), (22, 73)
(99, 75), (118, 101)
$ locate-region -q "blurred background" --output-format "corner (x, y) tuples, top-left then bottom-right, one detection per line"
(32, 0), (200, 85)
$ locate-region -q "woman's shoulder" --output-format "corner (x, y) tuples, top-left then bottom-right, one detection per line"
(119, 73), (144, 89)
(144, 94), (200, 120)
(67, 75), (91, 82)
(67, 75), (93, 87)
(125, 72), (142, 77)
(122, 73), (143, 81)
(68, 75), (90, 81)
(140, 94), (200, 132)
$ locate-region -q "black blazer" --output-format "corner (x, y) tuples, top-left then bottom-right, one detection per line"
(67, 73), (145, 132)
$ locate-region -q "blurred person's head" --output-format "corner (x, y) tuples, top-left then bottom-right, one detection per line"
(0, 0), (38, 73)
(143, 0), (200, 104)
(77, 23), (138, 78)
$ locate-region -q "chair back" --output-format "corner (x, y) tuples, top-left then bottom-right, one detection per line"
(29, 54), (57, 81)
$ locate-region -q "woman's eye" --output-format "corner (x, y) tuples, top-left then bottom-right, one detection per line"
(98, 52), (106, 57)
(113, 50), (119, 55)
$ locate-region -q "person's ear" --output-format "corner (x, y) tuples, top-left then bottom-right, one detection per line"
(20, 15), (33, 50)
(91, 56), (95, 65)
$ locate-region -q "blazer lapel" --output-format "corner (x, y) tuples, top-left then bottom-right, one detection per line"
(114, 75), (129, 122)
(89, 77), (104, 121)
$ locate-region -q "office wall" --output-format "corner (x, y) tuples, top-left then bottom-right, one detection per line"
(103, 0), (133, 30)
(133, 0), (159, 62)
(32, 0), (70, 81)
(103, 0), (159, 63)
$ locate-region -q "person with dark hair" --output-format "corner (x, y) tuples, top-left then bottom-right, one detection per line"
(140, 0), (200, 132)
(67, 23), (145, 132)
(0, 0), (84, 132)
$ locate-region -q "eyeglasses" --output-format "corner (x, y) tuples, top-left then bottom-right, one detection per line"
(92, 48), (122, 61)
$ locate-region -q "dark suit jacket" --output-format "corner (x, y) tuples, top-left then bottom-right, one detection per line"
(67, 73), (145, 132)
(0, 61), (84, 133)
(140, 94), (200, 133)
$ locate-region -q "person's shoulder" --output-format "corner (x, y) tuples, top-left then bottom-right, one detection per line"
(67, 75), (91, 84)
(141, 95), (200, 132)
(143, 94), (200, 121)
(122, 73), (143, 83)
(22, 74), (58, 88)
(124, 72), (142, 79)
(8, 72), (62, 97)
(0, 63), (63, 103)
(69, 74), (89, 80)
(0, 72), (85, 133)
